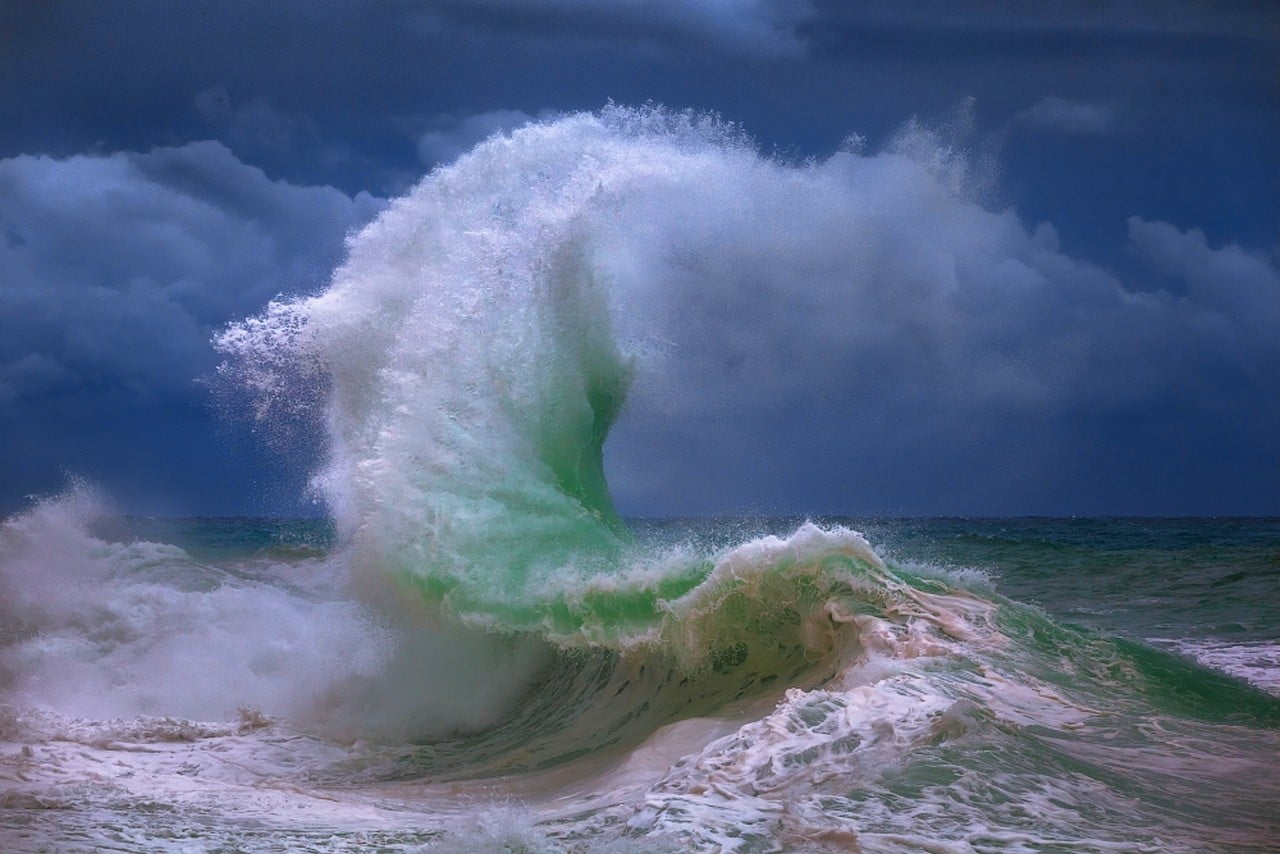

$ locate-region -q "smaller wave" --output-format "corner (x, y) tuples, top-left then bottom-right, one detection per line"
(1152, 638), (1280, 696)
(328, 524), (1004, 782)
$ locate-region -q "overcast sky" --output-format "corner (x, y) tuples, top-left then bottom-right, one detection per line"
(1, 1), (1277, 517)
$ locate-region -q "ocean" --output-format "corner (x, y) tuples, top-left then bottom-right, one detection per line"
(2, 508), (1277, 852)
(3, 106), (1279, 852)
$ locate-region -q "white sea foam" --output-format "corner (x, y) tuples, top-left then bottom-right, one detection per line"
(0, 488), (551, 742)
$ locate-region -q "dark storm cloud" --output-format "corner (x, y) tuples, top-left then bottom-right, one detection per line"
(4, 1), (1273, 184)
(0, 141), (383, 512)
(195, 87), (304, 156)
(2, 1), (819, 195)
(416, 109), (561, 167)
(807, 0), (1279, 41)
(423, 0), (813, 55)
(0, 0), (1276, 514)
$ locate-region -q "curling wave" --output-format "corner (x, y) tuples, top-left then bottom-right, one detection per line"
(0, 105), (1260, 851)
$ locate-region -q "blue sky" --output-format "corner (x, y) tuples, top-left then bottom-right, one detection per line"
(1, 1), (1277, 516)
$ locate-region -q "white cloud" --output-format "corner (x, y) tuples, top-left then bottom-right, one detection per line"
(1015, 96), (1118, 134)
(1123, 217), (1280, 392)
(1128, 217), (1280, 321)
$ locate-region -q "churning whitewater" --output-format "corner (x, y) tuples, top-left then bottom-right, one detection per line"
(3, 107), (1279, 852)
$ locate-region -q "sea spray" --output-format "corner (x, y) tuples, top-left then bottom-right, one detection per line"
(216, 101), (1086, 631)
(221, 109), (680, 605)
(0, 486), (376, 723)
(0, 488), (550, 740)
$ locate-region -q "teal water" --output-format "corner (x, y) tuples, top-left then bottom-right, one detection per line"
(863, 516), (1280, 641)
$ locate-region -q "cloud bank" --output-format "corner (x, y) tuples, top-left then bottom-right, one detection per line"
(0, 141), (383, 510)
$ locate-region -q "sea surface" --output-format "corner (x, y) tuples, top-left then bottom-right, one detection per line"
(2, 508), (1277, 852)
(4, 107), (1278, 852)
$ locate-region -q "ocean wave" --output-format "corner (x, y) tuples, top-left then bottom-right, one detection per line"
(4, 104), (1279, 849)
